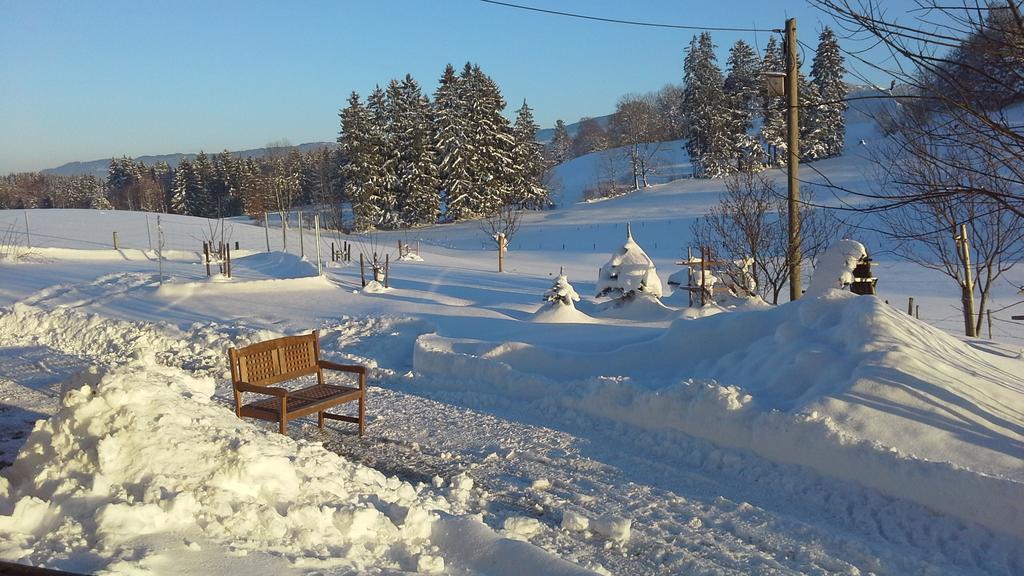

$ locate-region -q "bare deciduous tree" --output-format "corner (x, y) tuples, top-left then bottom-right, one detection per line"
(694, 171), (839, 304)
(811, 0), (1024, 217)
(879, 129), (1024, 336)
(480, 204), (522, 272)
(609, 94), (664, 190)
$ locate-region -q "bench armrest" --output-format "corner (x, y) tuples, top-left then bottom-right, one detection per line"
(234, 382), (289, 398)
(318, 360), (367, 375)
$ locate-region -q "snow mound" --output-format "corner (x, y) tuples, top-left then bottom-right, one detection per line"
(415, 294), (1024, 538)
(232, 251), (320, 279)
(590, 292), (678, 322)
(0, 359), (596, 574)
(806, 239), (867, 297)
(532, 304), (595, 324)
(362, 280), (391, 293)
(399, 253), (424, 262)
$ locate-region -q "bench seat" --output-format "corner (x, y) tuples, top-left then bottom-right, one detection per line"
(228, 332), (366, 436)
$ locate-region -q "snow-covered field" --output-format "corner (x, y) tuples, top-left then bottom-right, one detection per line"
(1, 109), (1023, 574)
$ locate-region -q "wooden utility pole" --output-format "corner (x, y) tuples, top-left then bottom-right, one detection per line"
(785, 17), (802, 301)
(956, 224), (977, 337)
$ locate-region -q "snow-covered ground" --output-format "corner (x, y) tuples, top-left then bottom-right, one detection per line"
(1, 107), (1022, 574)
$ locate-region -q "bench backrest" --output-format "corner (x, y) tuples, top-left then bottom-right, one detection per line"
(229, 331), (321, 386)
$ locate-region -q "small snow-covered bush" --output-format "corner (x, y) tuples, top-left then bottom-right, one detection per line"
(544, 273), (581, 307)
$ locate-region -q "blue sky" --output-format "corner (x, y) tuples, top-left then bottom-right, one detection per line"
(1, 0), (904, 173)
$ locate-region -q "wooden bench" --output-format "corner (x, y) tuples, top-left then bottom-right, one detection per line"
(228, 331), (366, 436)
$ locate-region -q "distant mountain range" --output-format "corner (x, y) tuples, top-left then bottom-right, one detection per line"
(41, 142), (337, 178)
(43, 114), (617, 177)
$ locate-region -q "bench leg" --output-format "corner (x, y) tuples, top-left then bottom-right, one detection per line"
(358, 396), (365, 437)
(318, 411), (325, 429)
(279, 417), (287, 435)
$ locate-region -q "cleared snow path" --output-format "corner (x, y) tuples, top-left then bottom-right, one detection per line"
(1, 299), (1018, 575)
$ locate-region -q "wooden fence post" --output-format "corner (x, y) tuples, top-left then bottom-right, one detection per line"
(203, 242), (211, 277)
(359, 253), (366, 287)
(112, 231), (119, 250)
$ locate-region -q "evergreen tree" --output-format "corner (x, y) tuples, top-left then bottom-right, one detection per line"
(760, 36), (787, 166)
(724, 40), (763, 169)
(433, 64), (475, 222)
(387, 74), (441, 226)
(511, 100), (549, 209)
(543, 272), (581, 307)
(238, 157), (264, 216)
(153, 161), (173, 212)
(799, 76), (827, 161)
(105, 156), (138, 210)
(171, 159), (193, 215)
(684, 32), (732, 178)
(207, 151), (233, 217)
(339, 91), (385, 230)
(810, 26), (847, 158)
(550, 119), (572, 164)
(191, 151), (214, 217)
(461, 63), (515, 215)
(366, 85), (398, 228)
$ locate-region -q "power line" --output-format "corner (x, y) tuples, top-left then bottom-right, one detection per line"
(477, 0), (781, 33)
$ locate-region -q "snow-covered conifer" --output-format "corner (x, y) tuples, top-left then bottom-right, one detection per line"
(544, 271), (581, 307)
(171, 159), (204, 216)
(191, 151), (214, 218)
(511, 100), (549, 210)
(799, 76), (827, 161)
(724, 39), (763, 169)
(433, 64), (475, 222)
(810, 26), (847, 158)
(339, 91), (386, 230)
(760, 36), (787, 166)
(550, 119), (572, 164)
(684, 32), (732, 178)
(366, 86), (398, 228)
(596, 224), (663, 300)
(461, 63), (516, 216)
(386, 75), (440, 226)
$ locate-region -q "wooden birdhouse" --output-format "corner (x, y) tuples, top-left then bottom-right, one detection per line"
(850, 252), (877, 295)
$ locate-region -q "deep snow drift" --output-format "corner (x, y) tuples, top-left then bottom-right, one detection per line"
(0, 357), (595, 575)
(415, 286), (1024, 539)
